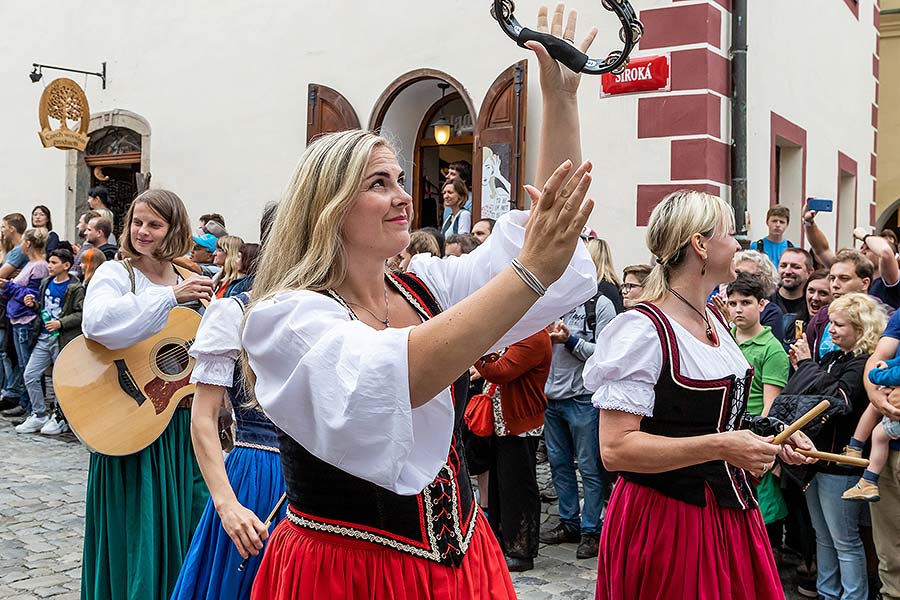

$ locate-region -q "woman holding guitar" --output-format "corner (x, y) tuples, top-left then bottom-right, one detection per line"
(79, 189), (214, 600)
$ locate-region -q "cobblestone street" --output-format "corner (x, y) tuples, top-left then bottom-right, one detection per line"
(0, 414), (803, 599)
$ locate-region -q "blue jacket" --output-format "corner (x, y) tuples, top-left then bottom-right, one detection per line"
(868, 355), (900, 388)
(1, 277), (43, 321)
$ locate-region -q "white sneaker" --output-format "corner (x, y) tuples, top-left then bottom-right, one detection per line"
(15, 414), (49, 434)
(40, 415), (69, 435)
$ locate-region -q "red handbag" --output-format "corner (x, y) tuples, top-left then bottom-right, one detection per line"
(465, 383), (498, 437)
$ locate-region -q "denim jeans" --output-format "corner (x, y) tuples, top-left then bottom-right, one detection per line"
(806, 472), (869, 600)
(0, 327), (22, 398)
(24, 333), (59, 417)
(11, 322), (37, 411)
(544, 394), (607, 535)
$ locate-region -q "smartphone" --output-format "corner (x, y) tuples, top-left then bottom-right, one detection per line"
(807, 197), (833, 213)
(795, 320), (804, 341)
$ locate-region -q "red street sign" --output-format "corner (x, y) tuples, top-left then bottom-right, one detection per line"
(600, 55), (670, 97)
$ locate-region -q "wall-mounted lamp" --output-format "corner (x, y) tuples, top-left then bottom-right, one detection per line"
(29, 62), (107, 89)
(432, 83), (451, 146)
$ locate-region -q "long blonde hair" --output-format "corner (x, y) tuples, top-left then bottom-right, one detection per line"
(241, 130), (392, 403)
(251, 130), (393, 301)
(638, 190), (735, 303)
(828, 293), (887, 356)
(586, 238), (620, 287)
(213, 235), (243, 287)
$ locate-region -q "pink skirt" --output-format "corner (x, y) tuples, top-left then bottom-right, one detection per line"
(251, 509), (516, 600)
(596, 479), (784, 600)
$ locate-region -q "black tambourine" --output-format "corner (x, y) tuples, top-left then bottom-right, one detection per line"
(491, 0), (643, 75)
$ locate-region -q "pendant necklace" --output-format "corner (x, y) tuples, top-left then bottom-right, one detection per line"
(668, 287), (715, 342)
(343, 286), (391, 328)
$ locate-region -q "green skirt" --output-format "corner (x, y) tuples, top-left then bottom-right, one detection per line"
(81, 409), (209, 600)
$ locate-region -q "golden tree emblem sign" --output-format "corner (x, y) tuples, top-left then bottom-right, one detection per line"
(38, 78), (90, 151)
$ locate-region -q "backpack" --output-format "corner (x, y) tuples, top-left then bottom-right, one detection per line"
(585, 281), (625, 334)
(754, 239), (795, 253)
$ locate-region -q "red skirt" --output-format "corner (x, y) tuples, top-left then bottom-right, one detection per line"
(251, 509), (516, 600)
(596, 479), (784, 600)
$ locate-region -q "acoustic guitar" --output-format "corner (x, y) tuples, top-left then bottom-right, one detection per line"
(54, 307), (201, 456)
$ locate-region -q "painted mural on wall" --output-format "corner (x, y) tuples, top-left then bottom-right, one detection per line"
(481, 145), (512, 219)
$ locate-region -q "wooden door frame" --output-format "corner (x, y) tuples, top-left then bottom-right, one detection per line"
(411, 92), (475, 229)
(369, 69), (476, 132)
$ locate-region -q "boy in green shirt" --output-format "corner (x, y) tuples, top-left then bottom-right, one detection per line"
(727, 272), (789, 416)
(727, 272), (790, 533)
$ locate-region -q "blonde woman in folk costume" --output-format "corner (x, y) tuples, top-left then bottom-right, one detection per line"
(584, 190), (818, 600)
(80, 190), (214, 600)
(243, 6), (600, 598)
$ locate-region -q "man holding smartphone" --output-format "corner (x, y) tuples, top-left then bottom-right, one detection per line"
(804, 201), (900, 310)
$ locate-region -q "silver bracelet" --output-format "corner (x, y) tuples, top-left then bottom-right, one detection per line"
(511, 258), (547, 297)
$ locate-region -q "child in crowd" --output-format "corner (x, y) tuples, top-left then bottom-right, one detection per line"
(728, 272), (791, 543)
(15, 249), (83, 434)
(842, 358), (900, 501)
(728, 272), (790, 416)
(754, 204), (796, 268)
(0, 228), (50, 416)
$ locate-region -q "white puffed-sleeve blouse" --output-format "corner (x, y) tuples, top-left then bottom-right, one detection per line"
(189, 297), (243, 388)
(583, 307), (750, 417)
(82, 261), (178, 350)
(242, 210), (597, 496)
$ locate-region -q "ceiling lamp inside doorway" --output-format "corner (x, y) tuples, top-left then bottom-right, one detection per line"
(432, 83), (451, 145)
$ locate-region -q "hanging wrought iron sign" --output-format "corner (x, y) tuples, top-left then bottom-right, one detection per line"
(491, 0), (644, 75)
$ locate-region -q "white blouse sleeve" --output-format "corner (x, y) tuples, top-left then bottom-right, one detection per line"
(242, 290), (455, 496)
(82, 261), (178, 350)
(407, 210), (597, 352)
(582, 310), (663, 417)
(189, 297), (242, 387)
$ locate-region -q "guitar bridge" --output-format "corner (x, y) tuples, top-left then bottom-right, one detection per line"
(114, 359), (146, 406)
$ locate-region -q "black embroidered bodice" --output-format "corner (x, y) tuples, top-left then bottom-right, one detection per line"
(619, 303), (757, 510)
(278, 272), (477, 566)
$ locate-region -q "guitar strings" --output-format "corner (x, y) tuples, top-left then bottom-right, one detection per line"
(121, 342), (195, 379)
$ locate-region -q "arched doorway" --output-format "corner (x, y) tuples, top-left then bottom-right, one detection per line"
(412, 93), (475, 230)
(65, 109), (150, 238)
(370, 70), (477, 231)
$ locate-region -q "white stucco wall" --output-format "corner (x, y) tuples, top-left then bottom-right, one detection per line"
(745, 0), (877, 247)
(0, 0), (876, 269)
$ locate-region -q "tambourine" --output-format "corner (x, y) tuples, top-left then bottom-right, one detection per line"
(491, 0), (643, 75)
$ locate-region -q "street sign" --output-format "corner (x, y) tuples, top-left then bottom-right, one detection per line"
(600, 55), (670, 97)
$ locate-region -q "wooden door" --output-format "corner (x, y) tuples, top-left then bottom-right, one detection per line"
(306, 84), (361, 143)
(473, 61), (527, 220)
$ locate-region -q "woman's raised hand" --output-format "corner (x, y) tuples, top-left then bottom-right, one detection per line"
(525, 4), (598, 96)
(518, 160), (594, 287)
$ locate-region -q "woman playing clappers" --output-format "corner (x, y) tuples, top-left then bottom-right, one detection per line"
(584, 190), (818, 600)
(80, 190), (214, 600)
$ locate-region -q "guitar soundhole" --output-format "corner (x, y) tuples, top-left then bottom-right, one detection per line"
(155, 343), (191, 376)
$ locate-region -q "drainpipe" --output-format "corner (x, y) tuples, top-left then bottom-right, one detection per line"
(731, 0), (749, 239)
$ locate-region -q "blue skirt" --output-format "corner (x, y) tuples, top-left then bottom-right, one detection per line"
(170, 446), (286, 600)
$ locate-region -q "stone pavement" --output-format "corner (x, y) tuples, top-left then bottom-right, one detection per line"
(0, 417), (84, 600)
(0, 414), (804, 599)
